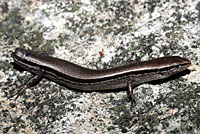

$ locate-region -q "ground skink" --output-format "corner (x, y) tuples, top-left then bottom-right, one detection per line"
(10, 48), (191, 101)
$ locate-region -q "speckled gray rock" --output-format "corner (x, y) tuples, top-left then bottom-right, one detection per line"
(0, 0), (200, 133)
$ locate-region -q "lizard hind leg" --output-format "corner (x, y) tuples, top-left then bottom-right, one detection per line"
(128, 81), (137, 102)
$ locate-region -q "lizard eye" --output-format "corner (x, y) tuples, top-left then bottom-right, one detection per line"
(24, 52), (30, 57)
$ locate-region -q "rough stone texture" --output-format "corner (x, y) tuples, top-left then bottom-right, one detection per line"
(0, 0), (200, 133)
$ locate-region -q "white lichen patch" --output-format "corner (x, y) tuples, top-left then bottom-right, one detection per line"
(187, 64), (200, 83)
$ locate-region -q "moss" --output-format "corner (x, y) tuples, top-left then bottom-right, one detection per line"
(134, 0), (139, 4)
(41, 42), (54, 54)
(183, 12), (193, 21)
(104, 28), (112, 35)
(71, 4), (80, 12)
(18, 31), (46, 49)
(1, 2), (9, 13)
(112, 105), (132, 132)
(7, 9), (23, 24)
(27, 0), (32, 6)
(195, 2), (200, 11)
(144, 0), (159, 13)
(32, 32), (44, 45)
(0, 9), (25, 44)
(99, 19), (104, 23)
